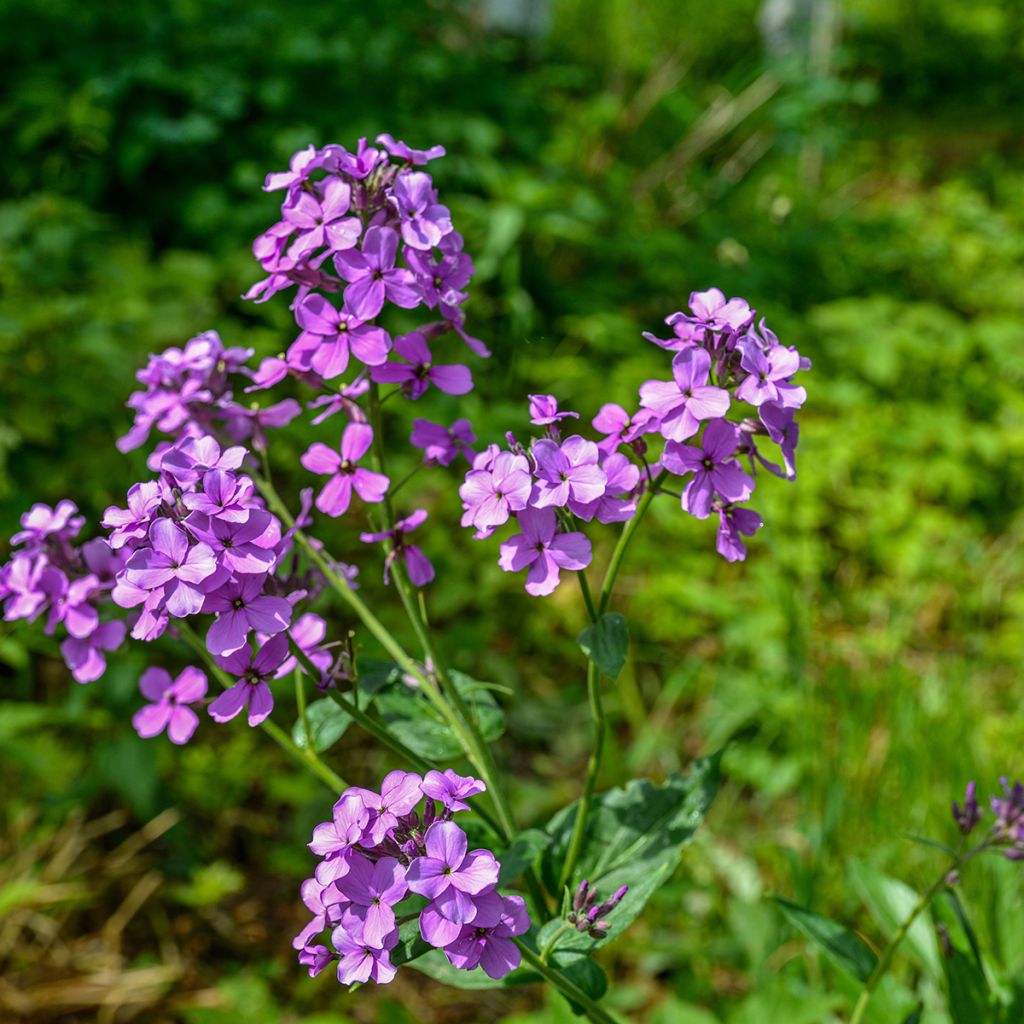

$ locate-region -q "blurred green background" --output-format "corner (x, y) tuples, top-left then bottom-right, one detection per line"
(1, 0), (1023, 1021)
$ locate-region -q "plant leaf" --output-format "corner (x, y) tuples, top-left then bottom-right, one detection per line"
(498, 829), (551, 886)
(773, 896), (878, 983)
(292, 698), (352, 753)
(577, 612), (629, 680)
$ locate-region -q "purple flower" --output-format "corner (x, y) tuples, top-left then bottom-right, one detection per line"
(209, 633), (289, 726)
(60, 620), (126, 684)
(300, 424), (390, 518)
(2, 554), (61, 622)
(338, 137), (382, 180)
(264, 144), (322, 193)
(275, 613), (333, 681)
(283, 178), (361, 259)
(103, 482), (164, 549)
(293, 294), (391, 380)
(410, 418), (475, 466)
(310, 793), (370, 859)
(376, 134), (446, 165)
(360, 509), (434, 586)
(333, 226), (420, 320)
(371, 332), (473, 399)
(202, 575), (292, 657)
(639, 347), (731, 443)
(332, 916), (398, 985)
(357, 770), (424, 844)
(758, 403), (800, 480)
(735, 341), (806, 409)
(591, 403), (659, 456)
(132, 666), (207, 744)
(528, 395), (579, 426)
(293, 877), (339, 951)
(662, 419), (754, 519)
(498, 508), (592, 597)
(992, 778), (1024, 858)
(298, 943), (334, 978)
(335, 854), (409, 948)
(420, 770), (486, 813)
(442, 893), (529, 978)
(670, 287), (754, 337)
(715, 505), (763, 562)
(12, 500), (85, 549)
(952, 782), (981, 836)
(404, 245), (474, 310)
(530, 436), (607, 510)
(197, 511), (278, 577)
(571, 453), (640, 524)
(121, 520), (218, 617)
(389, 171), (453, 250)
(406, 822), (499, 923)
(568, 879), (628, 938)
(181, 470), (254, 522)
(159, 436), (247, 487)
(459, 452), (532, 534)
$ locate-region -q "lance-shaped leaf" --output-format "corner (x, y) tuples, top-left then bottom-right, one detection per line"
(773, 897), (878, 983)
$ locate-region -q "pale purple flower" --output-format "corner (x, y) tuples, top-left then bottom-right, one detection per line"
(202, 575), (292, 656)
(758, 403), (799, 480)
(159, 436), (247, 487)
(60, 620), (126, 684)
(662, 419), (754, 519)
(420, 769), (486, 813)
(376, 134), (445, 165)
(332, 917), (398, 985)
(337, 137), (382, 180)
(198, 511), (278, 576)
(284, 178), (361, 259)
(293, 877), (342, 951)
(2, 554), (60, 622)
(736, 341), (807, 409)
(528, 395), (578, 426)
(360, 509), (434, 586)
(370, 332), (473, 399)
(132, 666), (207, 744)
(571, 453), (640, 523)
(498, 508), (591, 597)
(639, 347), (730, 442)
(442, 894), (529, 978)
(530, 436), (607, 510)
(102, 482), (164, 550)
(356, 770), (424, 845)
(263, 144), (331, 193)
(182, 470), (255, 523)
(715, 505), (763, 562)
(410, 418), (476, 466)
(389, 171), (453, 250)
(121, 520), (217, 617)
(310, 793), (370, 859)
(333, 226), (420, 320)
(300, 424), (390, 518)
(294, 294), (391, 380)
(208, 633), (289, 726)
(275, 613), (333, 681)
(459, 452), (532, 534)
(55, 574), (101, 638)
(298, 944), (334, 978)
(12, 500), (85, 548)
(405, 822), (499, 923)
(670, 287), (753, 337)
(335, 855), (409, 948)
(592, 403), (659, 456)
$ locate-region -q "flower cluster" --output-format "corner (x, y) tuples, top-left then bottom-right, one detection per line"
(295, 769), (529, 985)
(459, 287), (809, 593)
(567, 879), (629, 939)
(0, 501), (127, 683)
(954, 778), (1024, 860)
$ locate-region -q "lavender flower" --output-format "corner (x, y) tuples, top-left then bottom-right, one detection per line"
(132, 666), (208, 744)
(360, 509), (434, 586)
(662, 419), (755, 519)
(639, 347), (730, 443)
(410, 418), (476, 466)
(300, 424), (390, 518)
(498, 507), (592, 597)
(370, 331), (473, 399)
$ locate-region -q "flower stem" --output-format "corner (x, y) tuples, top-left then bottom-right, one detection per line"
(515, 940), (625, 1024)
(176, 622), (346, 792)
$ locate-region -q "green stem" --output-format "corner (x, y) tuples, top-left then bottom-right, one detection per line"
(539, 922), (573, 963)
(176, 622), (346, 792)
(848, 868), (952, 1024)
(294, 669), (310, 749)
(516, 940), (625, 1024)
(577, 570), (599, 624)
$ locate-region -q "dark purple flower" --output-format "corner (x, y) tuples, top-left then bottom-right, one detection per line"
(301, 424), (390, 517)
(209, 633), (289, 726)
(498, 507), (591, 597)
(360, 509), (434, 586)
(132, 666), (207, 744)
(715, 505), (763, 562)
(410, 418), (475, 466)
(202, 574), (292, 657)
(639, 347), (731, 443)
(952, 782), (981, 836)
(371, 332), (473, 399)
(662, 419), (755, 519)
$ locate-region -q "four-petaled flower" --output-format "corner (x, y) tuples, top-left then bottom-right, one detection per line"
(301, 424), (390, 518)
(498, 508), (592, 597)
(639, 347), (730, 442)
(662, 419), (754, 519)
(132, 666), (208, 744)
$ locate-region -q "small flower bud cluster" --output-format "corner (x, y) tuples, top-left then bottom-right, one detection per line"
(295, 769), (529, 986)
(952, 778), (1024, 860)
(567, 879), (628, 939)
(0, 501), (127, 683)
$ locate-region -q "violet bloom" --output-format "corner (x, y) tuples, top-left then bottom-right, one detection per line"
(298, 944), (334, 978)
(758, 403), (799, 480)
(199, 511), (279, 576)
(121, 520), (217, 617)
(264, 144), (321, 193)
(992, 779), (1024, 858)
(12, 500), (84, 548)
(376, 133), (445, 165)
(159, 436), (246, 487)
(293, 877), (337, 951)
(182, 470), (254, 522)
(300, 424), (390, 518)
(102, 482), (164, 549)
(530, 436), (607, 510)
(284, 178), (361, 259)
(275, 613), (333, 681)
(639, 347), (731, 443)
(459, 452), (532, 534)
(294, 294), (391, 380)
(333, 226), (420, 320)
(356, 770), (424, 845)
(360, 509), (434, 586)
(571, 453), (640, 524)
(592, 403), (658, 456)
(736, 341), (807, 409)
(208, 633), (289, 726)
(662, 419), (754, 520)
(421, 769), (486, 813)
(443, 893), (530, 978)
(132, 666), (207, 744)
(336, 854), (409, 948)
(389, 171), (453, 250)
(410, 418), (475, 466)
(405, 821), (499, 923)
(670, 287), (753, 337)
(716, 505), (763, 563)
(202, 575), (292, 657)
(498, 508), (592, 597)
(60, 620), (126, 684)
(2, 554), (61, 622)
(528, 394), (579, 426)
(338, 137), (382, 179)
(332, 918), (398, 985)
(404, 246), (474, 310)
(310, 793), (370, 859)
(371, 332), (472, 399)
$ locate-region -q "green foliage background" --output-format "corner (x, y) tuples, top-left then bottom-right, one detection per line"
(1, 0), (1022, 1020)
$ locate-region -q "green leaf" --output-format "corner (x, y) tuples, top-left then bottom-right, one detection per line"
(848, 860), (941, 980)
(943, 945), (992, 1024)
(357, 657), (401, 695)
(577, 612), (629, 680)
(407, 948), (534, 989)
(391, 917), (431, 968)
(551, 953), (608, 1015)
(498, 829), (552, 886)
(375, 671), (505, 761)
(292, 698), (352, 753)
(773, 896), (878, 983)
